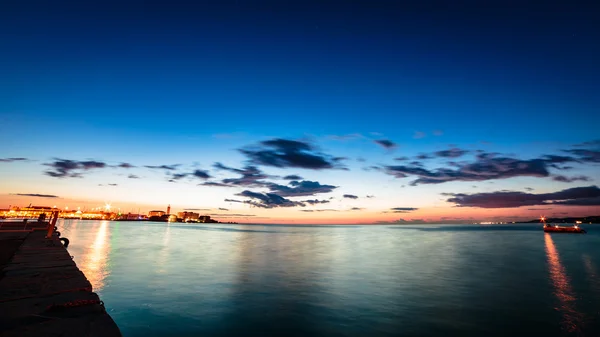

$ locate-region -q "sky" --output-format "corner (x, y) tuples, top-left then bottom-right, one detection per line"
(1, 1), (599, 224)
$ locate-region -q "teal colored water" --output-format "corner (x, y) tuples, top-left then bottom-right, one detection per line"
(57, 220), (600, 337)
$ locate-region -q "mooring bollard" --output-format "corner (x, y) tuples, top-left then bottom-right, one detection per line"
(46, 210), (59, 239)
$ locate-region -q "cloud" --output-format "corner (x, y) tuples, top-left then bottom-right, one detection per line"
(415, 154), (432, 160)
(564, 149), (600, 163)
(446, 185), (600, 208)
(524, 187), (534, 191)
(552, 175), (591, 183)
(12, 193), (59, 198)
(527, 208), (552, 211)
(300, 209), (339, 212)
(413, 131), (426, 139)
(108, 183), (118, 186)
(343, 194), (358, 199)
(224, 198), (242, 203)
(0, 157), (27, 162)
(118, 163), (135, 168)
(240, 138), (343, 170)
(192, 169), (211, 179)
(366, 195), (375, 198)
(214, 163), (271, 187)
(44, 159), (107, 178)
(350, 207), (363, 211)
(184, 208), (212, 211)
(267, 180), (337, 197)
(218, 208), (229, 211)
(391, 207), (418, 212)
(171, 173), (188, 180)
(434, 148), (469, 158)
(575, 139), (600, 148)
(234, 190), (305, 208)
(144, 164), (178, 170)
(303, 199), (330, 205)
(128, 174), (139, 179)
(374, 139), (397, 149)
(383, 152), (579, 185)
(326, 133), (365, 141)
(283, 175), (303, 180)
(200, 182), (232, 187)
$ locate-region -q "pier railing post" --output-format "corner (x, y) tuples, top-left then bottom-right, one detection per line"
(46, 210), (59, 238)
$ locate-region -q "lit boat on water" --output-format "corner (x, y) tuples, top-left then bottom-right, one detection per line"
(541, 217), (586, 234)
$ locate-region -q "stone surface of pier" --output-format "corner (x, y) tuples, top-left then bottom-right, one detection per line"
(0, 221), (122, 337)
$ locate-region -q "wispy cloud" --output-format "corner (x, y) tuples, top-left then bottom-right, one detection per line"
(446, 185), (600, 208)
(413, 131), (426, 139)
(234, 191), (306, 208)
(283, 174), (303, 180)
(552, 175), (590, 183)
(128, 174), (139, 179)
(343, 194), (358, 199)
(118, 162), (135, 168)
(383, 207), (419, 213)
(0, 157), (28, 163)
(383, 152), (580, 185)
(11, 193), (59, 198)
(267, 180), (337, 197)
(374, 139), (397, 150)
(145, 164), (179, 170)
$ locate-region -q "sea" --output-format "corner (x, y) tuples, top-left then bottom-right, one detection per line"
(56, 220), (600, 337)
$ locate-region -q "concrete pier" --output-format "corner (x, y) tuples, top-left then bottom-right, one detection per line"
(0, 221), (122, 336)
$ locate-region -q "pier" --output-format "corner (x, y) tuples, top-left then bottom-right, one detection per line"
(0, 217), (121, 336)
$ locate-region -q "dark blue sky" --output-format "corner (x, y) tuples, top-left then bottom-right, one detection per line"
(2, 1), (599, 138)
(1, 1), (599, 222)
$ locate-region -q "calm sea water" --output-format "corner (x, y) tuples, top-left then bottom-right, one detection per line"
(57, 220), (600, 337)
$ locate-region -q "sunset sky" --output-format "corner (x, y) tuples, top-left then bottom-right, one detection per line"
(1, 1), (599, 224)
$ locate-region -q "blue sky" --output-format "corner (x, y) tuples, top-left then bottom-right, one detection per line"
(1, 1), (599, 223)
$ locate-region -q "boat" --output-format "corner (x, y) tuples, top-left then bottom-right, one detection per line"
(541, 217), (586, 234)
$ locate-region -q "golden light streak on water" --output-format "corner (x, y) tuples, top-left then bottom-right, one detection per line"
(544, 233), (582, 333)
(79, 220), (110, 291)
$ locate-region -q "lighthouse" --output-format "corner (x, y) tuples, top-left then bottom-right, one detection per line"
(167, 204), (171, 215)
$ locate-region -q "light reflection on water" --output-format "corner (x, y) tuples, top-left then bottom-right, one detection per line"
(544, 233), (583, 333)
(56, 221), (600, 337)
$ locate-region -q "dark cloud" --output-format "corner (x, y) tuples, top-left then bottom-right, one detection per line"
(200, 182), (232, 187)
(434, 148), (469, 158)
(356, 157), (366, 163)
(575, 140), (600, 148)
(128, 174), (139, 179)
(118, 163), (135, 168)
(214, 163), (271, 187)
(552, 175), (591, 183)
(12, 193), (59, 198)
(446, 185), (600, 208)
(108, 183), (118, 186)
(525, 187), (534, 191)
(225, 198), (242, 203)
(343, 194), (358, 199)
(145, 164), (178, 170)
(240, 138), (342, 170)
(564, 149), (600, 163)
(366, 195), (375, 198)
(383, 207), (419, 213)
(0, 157), (27, 162)
(171, 173), (188, 180)
(192, 169), (211, 179)
(394, 157), (409, 161)
(44, 159), (107, 178)
(416, 154), (432, 160)
(235, 190), (305, 208)
(303, 199), (330, 205)
(283, 175), (303, 180)
(527, 208), (552, 211)
(268, 180), (337, 197)
(218, 208), (229, 211)
(350, 207), (363, 211)
(383, 152), (580, 185)
(374, 139), (397, 149)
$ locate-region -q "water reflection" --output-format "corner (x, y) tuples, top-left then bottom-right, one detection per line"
(544, 233), (582, 333)
(583, 254), (600, 297)
(156, 224), (171, 274)
(79, 220), (110, 291)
